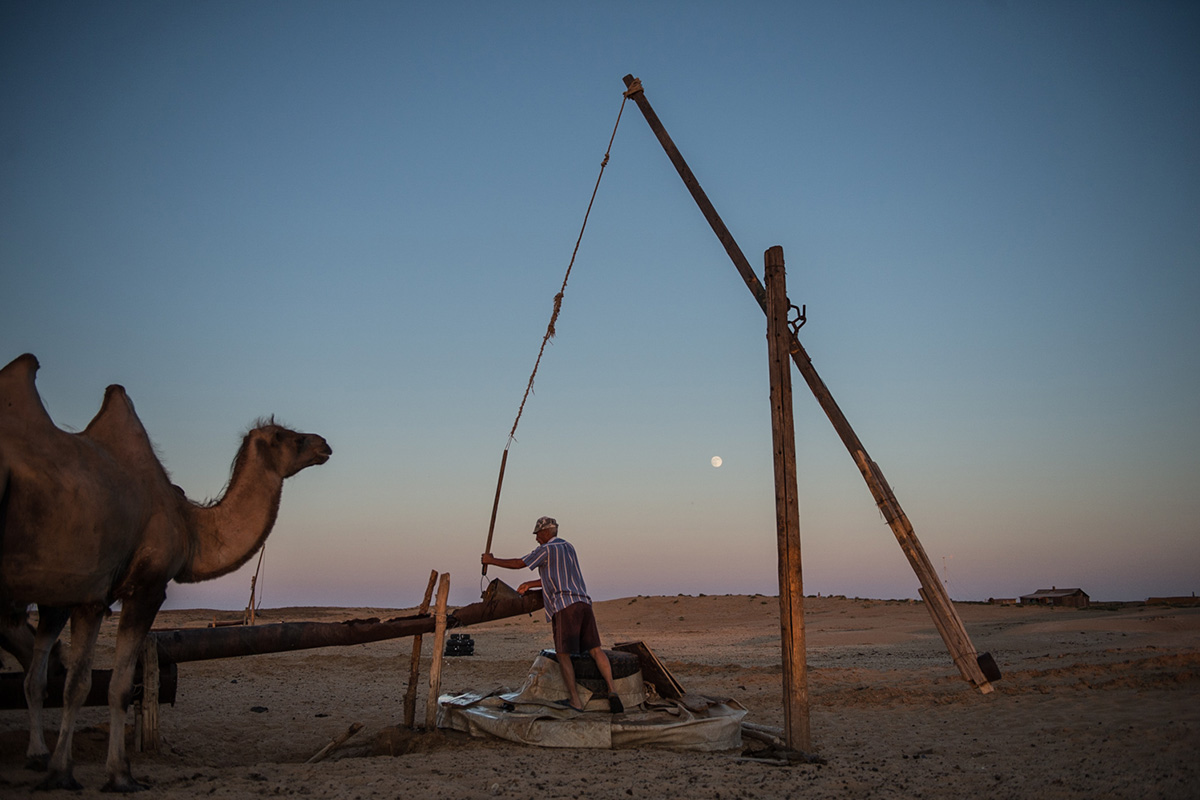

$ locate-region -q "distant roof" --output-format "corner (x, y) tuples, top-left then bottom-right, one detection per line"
(1020, 588), (1088, 599)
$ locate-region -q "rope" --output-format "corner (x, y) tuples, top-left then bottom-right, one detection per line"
(505, 94), (628, 448)
(482, 90), (628, 583)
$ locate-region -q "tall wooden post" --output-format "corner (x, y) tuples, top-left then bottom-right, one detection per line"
(424, 573), (451, 731)
(404, 569), (439, 729)
(765, 246), (810, 751)
(621, 73), (994, 693)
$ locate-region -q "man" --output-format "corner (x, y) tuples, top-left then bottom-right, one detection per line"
(481, 516), (623, 713)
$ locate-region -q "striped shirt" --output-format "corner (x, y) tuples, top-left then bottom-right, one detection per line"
(522, 536), (591, 620)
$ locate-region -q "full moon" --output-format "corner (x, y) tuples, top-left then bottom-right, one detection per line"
(711, 456), (723, 468)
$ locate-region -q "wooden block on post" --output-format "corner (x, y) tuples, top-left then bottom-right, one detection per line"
(424, 573), (451, 732)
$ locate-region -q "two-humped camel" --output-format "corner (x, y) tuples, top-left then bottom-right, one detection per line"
(0, 354), (331, 791)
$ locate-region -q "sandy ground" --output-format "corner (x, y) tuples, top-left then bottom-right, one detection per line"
(1, 592), (1198, 799)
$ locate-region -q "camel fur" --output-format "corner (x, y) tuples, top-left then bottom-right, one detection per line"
(0, 354), (331, 791)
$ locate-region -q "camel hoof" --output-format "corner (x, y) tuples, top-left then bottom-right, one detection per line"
(100, 775), (149, 793)
(33, 770), (83, 791)
(24, 752), (50, 772)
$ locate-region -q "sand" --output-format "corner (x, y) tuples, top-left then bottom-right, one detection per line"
(2, 594), (1198, 799)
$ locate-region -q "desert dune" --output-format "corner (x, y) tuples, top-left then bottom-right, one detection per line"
(2, 594), (1197, 798)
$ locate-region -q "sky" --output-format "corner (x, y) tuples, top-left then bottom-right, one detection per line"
(2, 1), (1197, 611)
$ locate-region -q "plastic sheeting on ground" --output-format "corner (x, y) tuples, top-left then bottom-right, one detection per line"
(436, 655), (746, 751)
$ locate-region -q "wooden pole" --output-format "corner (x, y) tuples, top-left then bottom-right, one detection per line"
(135, 638), (159, 753)
(482, 449), (509, 577)
(404, 569), (439, 729)
(621, 73), (993, 693)
(765, 247), (810, 751)
(424, 573), (451, 731)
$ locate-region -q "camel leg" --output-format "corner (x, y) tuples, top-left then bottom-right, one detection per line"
(101, 594), (163, 793)
(23, 605), (69, 772)
(39, 603), (105, 791)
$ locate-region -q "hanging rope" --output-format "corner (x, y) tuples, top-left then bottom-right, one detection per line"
(482, 91), (630, 579)
(506, 97), (628, 446)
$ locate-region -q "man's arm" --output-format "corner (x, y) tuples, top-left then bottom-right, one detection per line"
(517, 579), (542, 595)
(481, 553), (527, 570)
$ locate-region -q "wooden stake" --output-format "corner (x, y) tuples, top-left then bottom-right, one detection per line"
(424, 573), (450, 731)
(765, 246), (810, 751)
(404, 569), (439, 729)
(136, 638), (159, 753)
(305, 722), (363, 764)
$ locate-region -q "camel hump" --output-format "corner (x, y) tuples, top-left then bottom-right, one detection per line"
(0, 353), (51, 425)
(82, 385), (161, 471)
(1, 353), (39, 376)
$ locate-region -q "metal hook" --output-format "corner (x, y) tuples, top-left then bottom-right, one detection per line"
(788, 303), (807, 336)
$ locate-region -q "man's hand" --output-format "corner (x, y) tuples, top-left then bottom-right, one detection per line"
(481, 552), (494, 566)
(517, 580), (541, 595)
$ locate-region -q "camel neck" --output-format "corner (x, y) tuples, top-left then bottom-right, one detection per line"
(178, 448), (284, 583)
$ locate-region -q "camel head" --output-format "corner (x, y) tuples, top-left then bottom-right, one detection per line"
(244, 420), (332, 478)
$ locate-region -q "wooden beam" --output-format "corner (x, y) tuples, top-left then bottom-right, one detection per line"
(150, 585), (542, 664)
(621, 73), (994, 693)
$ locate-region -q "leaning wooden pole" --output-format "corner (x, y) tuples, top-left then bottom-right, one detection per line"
(765, 246), (810, 750)
(621, 73), (994, 693)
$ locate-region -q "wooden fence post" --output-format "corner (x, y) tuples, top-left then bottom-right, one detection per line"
(136, 638), (159, 753)
(765, 246), (810, 751)
(424, 573), (451, 731)
(404, 569), (439, 729)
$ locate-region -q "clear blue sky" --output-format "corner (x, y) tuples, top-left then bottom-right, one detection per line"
(3, 1), (1197, 609)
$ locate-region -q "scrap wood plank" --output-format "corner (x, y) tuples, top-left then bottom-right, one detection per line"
(305, 722), (363, 764)
(614, 640), (685, 700)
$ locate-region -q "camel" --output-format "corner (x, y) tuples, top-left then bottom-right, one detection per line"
(0, 353), (332, 791)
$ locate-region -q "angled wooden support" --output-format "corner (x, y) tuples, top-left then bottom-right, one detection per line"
(622, 73), (994, 693)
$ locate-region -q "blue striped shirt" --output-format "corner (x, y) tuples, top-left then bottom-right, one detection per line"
(522, 536), (591, 620)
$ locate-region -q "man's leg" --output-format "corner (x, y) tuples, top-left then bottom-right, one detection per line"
(554, 651), (584, 710)
(551, 606), (585, 710)
(588, 646), (623, 713)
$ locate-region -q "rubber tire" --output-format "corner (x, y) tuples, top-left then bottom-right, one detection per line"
(539, 649), (641, 681)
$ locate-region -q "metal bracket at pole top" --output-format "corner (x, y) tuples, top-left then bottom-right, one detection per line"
(788, 303), (806, 337)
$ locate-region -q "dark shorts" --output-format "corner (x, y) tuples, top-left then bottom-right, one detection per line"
(551, 601), (602, 655)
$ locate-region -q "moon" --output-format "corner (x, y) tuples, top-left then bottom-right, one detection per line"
(711, 456), (723, 468)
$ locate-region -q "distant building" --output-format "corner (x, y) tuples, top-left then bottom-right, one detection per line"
(1020, 587), (1090, 608)
(988, 597), (1017, 606)
(1147, 594), (1200, 607)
